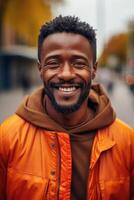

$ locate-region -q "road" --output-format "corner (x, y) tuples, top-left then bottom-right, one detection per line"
(0, 80), (134, 128)
(109, 79), (134, 128)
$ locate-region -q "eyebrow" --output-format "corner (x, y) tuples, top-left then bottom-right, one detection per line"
(44, 54), (89, 63)
(71, 55), (89, 62)
(45, 55), (60, 60)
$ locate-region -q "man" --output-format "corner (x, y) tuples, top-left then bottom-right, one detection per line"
(0, 15), (134, 200)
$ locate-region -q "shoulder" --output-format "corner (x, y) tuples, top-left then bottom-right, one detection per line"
(0, 115), (31, 151)
(109, 118), (134, 137)
(103, 118), (134, 148)
(0, 114), (27, 134)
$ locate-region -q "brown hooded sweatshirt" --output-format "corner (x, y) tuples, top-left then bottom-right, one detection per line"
(16, 84), (116, 200)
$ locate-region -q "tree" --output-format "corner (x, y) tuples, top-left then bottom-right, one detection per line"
(0, 0), (64, 47)
(0, 0), (10, 46)
(99, 33), (128, 67)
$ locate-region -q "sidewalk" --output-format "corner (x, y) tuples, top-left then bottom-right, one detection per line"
(0, 89), (30, 123)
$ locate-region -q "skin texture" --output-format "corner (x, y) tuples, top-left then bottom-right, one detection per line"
(38, 32), (97, 127)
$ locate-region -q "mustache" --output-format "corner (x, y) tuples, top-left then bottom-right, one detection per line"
(49, 81), (84, 88)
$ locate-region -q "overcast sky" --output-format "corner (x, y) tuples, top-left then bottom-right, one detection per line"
(53, 0), (134, 56)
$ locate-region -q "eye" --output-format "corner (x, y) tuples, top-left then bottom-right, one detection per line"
(44, 59), (60, 69)
(72, 60), (88, 69)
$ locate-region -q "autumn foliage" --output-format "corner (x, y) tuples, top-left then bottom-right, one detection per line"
(99, 33), (128, 67)
(0, 0), (64, 46)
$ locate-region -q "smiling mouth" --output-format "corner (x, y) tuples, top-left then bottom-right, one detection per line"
(59, 86), (77, 92)
(53, 84), (81, 93)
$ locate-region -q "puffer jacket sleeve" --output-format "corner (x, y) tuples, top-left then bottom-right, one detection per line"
(130, 127), (134, 199)
(0, 124), (8, 200)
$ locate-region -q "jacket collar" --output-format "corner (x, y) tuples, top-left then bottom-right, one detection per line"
(90, 128), (116, 169)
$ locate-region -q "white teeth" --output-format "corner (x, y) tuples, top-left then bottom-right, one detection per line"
(59, 87), (76, 92)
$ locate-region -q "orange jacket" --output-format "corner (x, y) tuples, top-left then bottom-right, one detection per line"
(0, 115), (134, 200)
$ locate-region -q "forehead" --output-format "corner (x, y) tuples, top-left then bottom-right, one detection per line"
(41, 32), (93, 58)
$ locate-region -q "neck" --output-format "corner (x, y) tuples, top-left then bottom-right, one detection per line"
(44, 96), (94, 128)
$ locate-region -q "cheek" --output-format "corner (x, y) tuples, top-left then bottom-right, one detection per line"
(41, 70), (57, 82)
(76, 70), (92, 82)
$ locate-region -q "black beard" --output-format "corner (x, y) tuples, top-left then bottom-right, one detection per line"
(44, 80), (91, 114)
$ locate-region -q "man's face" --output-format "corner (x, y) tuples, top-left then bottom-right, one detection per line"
(38, 32), (97, 114)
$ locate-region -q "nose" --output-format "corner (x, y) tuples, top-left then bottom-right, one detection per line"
(57, 62), (75, 81)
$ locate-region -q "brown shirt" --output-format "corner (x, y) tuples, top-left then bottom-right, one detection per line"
(70, 132), (96, 200)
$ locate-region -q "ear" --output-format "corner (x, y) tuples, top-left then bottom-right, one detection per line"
(37, 61), (43, 79)
(91, 62), (98, 80)
(38, 60), (41, 71)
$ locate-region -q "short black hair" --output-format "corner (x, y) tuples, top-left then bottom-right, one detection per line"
(38, 15), (97, 64)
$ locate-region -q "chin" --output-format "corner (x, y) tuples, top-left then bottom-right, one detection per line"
(45, 81), (91, 114)
(52, 101), (83, 114)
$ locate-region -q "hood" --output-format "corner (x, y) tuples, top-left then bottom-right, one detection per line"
(16, 84), (116, 134)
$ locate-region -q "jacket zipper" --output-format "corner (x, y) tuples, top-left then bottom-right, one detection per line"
(86, 160), (101, 199)
(55, 133), (61, 200)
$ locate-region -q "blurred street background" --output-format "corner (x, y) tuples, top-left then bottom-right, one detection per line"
(0, 0), (134, 128)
